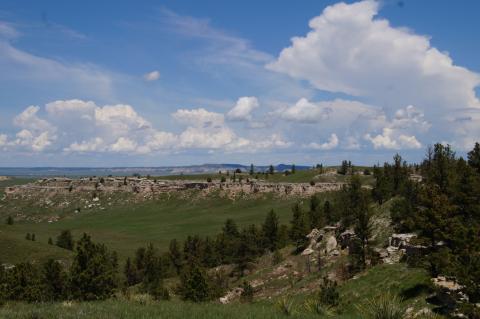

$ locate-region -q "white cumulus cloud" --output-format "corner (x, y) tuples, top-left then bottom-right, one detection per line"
(143, 70), (160, 81)
(226, 96), (259, 121)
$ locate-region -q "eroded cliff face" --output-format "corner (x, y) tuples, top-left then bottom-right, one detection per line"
(5, 177), (344, 199)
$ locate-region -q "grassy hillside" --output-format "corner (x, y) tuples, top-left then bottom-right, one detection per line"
(0, 264), (432, 319)
(0, 192), (333, 263)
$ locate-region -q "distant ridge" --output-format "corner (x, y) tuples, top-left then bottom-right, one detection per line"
(0, 164), (311, 177)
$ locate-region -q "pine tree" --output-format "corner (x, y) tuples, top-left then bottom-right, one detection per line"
(202, 236), (218, 268)
(25, 233), (31, 240)
(178, 263), (211, 302)
(56, 230), (74, 250)
(467, 142), (480, 173)
(42, 259), (66, 301)
(124, 257), (138, 286)
(291, 164), (296, 174)
(352, 194), (373, 271)
(4, 262), (44, 302)
(269, 165), (274, 175)
(289, 203), (309, 251)
(48, 237), (53, 245)
(31, 233), (35, 241)
(308, 194), (323, 229)
(249, 164), (254, 175)
(262, 210), (279, 251)
(69, 233), (118, 301)
(168, 239), (183, 274)
(323, 200), (334, 225)
(6, 216), (13, 225)
(338, 160), (349, 175)
(142, 244), (162, 291)
(134, 247), (147, 282)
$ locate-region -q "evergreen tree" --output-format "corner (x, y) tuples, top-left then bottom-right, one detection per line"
(178, 263), (211, 302)
(42, 259), (66, 301)
(4, 262), (44, 302)
(269, 165), (275, 175)
(277, 224), (290, 249)
(124, 257), (138, 286)
(249, 164), (254, 175)
(69, 233), (118, 301)
(338, 160), (349, 175)
(56, 230), (74, 250)
(467, 142), (480, 173)
(142, 244), (162, 290)
(261, 210), (279, 251)
(202, 236), (218, 268)
(134, 247), (147, 282)
(6, 216), (13, 225)
(323, 200), (334, 225)
(168, 239), (183, 274)
(235, 227), (258, 276)
(289, 203), (309, 251)
(31, 233), (35, 241)
(340, 176), (364, 228)
(291, 164), (296, 174)
(25, 233), (31, 241)
(352, 193), (373, 271)
(308, 194), (323, 229)
(48, 237), (53, 245)
(183, 235), (204, 264)
(372, 165), (391, 204)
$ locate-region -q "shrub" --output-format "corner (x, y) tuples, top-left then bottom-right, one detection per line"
(318, 277), (340, 307)
(310, 180), (316, 186)
(277, 297), (296, 316)
(56, 230), (74, 250)
(6, 216), (13, 225)
(272, 250), (284, 265)
(178, 264), (211, 302)
(303, 298), (332, 316)
(240, 281), (254, 303)
(357, 293), (405, 319)
(206, 177), (212, 183)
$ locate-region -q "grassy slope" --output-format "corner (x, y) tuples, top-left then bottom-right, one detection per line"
(337, 264), (431, 318)
(0, 193), (322, 263)
(0, 264), (431, 319)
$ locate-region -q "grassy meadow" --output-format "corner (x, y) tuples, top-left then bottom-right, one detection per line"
(0, 189), (332, 263)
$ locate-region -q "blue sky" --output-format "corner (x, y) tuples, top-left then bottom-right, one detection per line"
(0, 0), (479, 167)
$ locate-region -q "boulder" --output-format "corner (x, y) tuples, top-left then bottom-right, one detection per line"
(219, 287), (244, 304)
(325, 236), (337, 254)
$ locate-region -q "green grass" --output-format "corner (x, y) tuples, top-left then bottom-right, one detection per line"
(0, 299), (322, 319)
(337, 263), (431, 317)
(0, 229), (72, 264)
(0, 192), (325, 263)
(0, 264), (432, 319)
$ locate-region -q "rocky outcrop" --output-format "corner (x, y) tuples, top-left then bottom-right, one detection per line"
(219, 287), (244, 304)
(5, 177), (344, 199)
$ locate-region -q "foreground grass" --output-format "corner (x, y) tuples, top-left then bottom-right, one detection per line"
(0, 264), (431, 319)
(0, 300), (321, 319)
